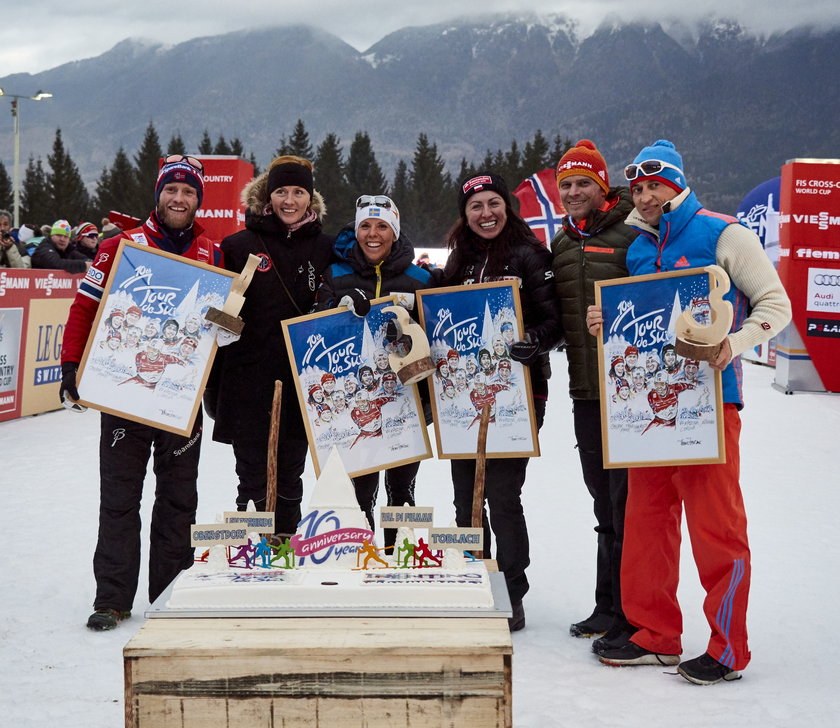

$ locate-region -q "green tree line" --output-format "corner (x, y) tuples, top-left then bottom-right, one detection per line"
(1, 119), (570, 244)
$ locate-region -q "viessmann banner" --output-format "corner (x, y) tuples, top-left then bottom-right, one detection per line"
(777, 158), (840, 392)
(0, 269), (83, 422)
(188, 155), (254, 242)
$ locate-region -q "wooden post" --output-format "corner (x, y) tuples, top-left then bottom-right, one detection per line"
(266, 380), (282, 521)
(471, 403), (491, 559)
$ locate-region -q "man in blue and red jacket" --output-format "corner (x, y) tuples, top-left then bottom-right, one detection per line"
(589, 140), (791, 685)
(61, 156), (219, 631)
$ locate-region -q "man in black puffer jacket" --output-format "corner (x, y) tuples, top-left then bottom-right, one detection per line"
(550, 140), (637, 649)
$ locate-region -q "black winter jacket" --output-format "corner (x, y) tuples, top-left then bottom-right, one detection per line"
(31, 238), (88, 273)
(314, 225), (434, 313)
(550, 186), (637, 400)
(207, 173), (334, 444)
(314, 225), (436, 423)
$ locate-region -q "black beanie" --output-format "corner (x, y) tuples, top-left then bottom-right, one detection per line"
(267, 162), (314, 197)
(458, 172), (512, 216)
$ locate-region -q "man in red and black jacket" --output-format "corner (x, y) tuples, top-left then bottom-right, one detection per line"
(60, 155), (219, 631)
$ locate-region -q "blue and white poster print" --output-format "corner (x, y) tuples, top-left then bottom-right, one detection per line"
(282, 298), (432, 478)
(596, 268), (725, 468)
(417, 281), (539, 459)
(77, 241), (235, 436)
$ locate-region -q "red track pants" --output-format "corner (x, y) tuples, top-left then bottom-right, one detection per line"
(622, 404), (751, 670)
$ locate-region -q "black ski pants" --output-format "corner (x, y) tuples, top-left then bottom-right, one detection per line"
(232, 434), (309, 536)
(451, 397), (546, 606)
(572, 399), (628, 623)
(93, 411), (202, 611)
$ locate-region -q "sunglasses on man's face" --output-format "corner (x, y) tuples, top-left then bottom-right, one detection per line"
(624, 159), (683, 181)
(163, 154), (204, 172)
(356, 195), (393, 210)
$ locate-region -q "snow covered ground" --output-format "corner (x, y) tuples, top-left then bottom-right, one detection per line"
(1, 353), (837, 727)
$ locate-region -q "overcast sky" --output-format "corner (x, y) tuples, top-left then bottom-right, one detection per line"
(2, 0), (839, 78)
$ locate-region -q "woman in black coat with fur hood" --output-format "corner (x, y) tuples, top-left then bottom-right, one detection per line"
(207, 155), (334, 536)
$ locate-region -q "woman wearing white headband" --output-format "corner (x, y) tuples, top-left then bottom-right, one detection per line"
(314, 194), (436, 553)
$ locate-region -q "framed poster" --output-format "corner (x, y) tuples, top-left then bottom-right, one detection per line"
(416, 281), (539, 459)
(282, 298), (433, 478)
(76, 240), (237, 436)
(595, 267), (725, 468)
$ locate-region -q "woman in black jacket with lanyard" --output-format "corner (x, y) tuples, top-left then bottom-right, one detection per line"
(208, 156), (334, 537)
(315, 194), (435, 552)
(442, 172), (562, 630)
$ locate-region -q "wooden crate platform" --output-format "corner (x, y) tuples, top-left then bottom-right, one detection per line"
(124, 615), (512, 727)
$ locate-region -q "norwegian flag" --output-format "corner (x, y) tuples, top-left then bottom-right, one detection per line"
(513, 168), (566, 246)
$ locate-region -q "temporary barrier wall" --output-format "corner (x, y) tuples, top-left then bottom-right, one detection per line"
(776, 158), (840, 393)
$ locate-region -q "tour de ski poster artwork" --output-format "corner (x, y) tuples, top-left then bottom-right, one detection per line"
(595, 267), (725, 469)
(76, 241), (236, 436)
(416, 281), (539, 459)
(282, 298), (432, 478)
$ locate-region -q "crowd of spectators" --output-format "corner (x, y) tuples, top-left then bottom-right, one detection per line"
(0, 210), (123, 271)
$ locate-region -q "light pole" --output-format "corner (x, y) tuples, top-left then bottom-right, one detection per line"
(0, 89), (53, 228)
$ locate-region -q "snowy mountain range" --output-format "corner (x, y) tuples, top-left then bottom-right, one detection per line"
(1, 13), (837, 212)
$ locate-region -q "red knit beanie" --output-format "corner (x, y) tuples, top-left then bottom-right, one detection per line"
(555, 139), (610, 195)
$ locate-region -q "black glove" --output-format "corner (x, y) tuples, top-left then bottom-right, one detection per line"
(419, 262), (445, 285)
(60, 362), (87, 411)
(509, 332), (540, 365)
(338, 288), (371, 317)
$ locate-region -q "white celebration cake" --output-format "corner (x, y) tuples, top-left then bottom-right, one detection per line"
(166, 449), (494, 611)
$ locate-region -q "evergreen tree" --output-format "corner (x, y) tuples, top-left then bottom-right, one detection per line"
(214, 135), (232, 155)
(274, 134), (289, 158)
(491, 149), (506, 178)
(405, 133), (454, 245)
(91, 166), (112, 222)
(166, 133), (186, 155)
(230, 138), (245, 158)
(198, 130), (213, 155)
(0, 160), (12, 212)
(249, 152), (261, 177)
(346, 132), (388, 196)
(479, 150), (495, 171)
(391, 160), (410, 211)
(314, 133), (352, 234)
(94, 147), (142, 219)
(277, 119), (313, 159)
(20, 157), (51, 225)
(503, 140), (522, 186)
(455, 158), (474, 185)
(46, 128), (90, 223)
(521, 129), (551, 174)
(134, 121), (162, 214)
(551, 135), (573, 167)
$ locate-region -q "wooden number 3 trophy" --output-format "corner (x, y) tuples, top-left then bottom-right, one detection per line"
(675, 265), (734, 361)
(382, 305), (436, 385)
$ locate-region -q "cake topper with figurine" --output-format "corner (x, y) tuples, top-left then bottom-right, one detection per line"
(158, 448), (504, 615)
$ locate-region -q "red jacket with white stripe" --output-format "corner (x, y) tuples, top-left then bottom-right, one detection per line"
(61, 214), (218, 364)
